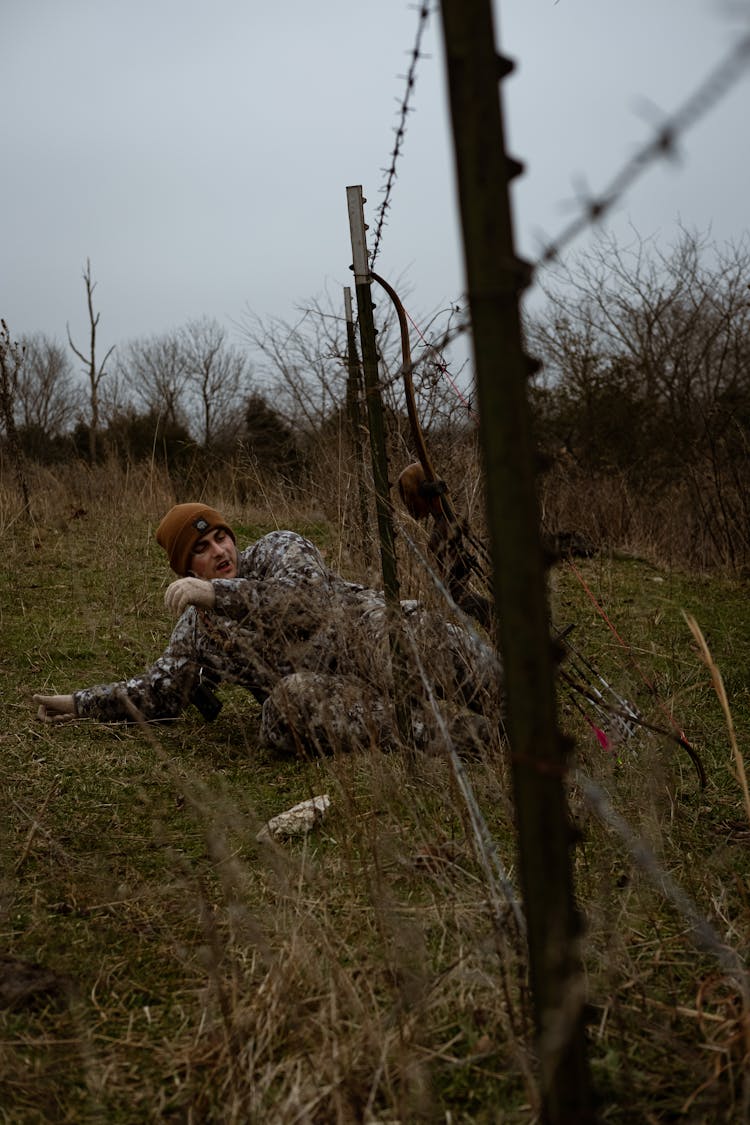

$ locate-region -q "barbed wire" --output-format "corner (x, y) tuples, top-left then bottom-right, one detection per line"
(365, 13), (750, 418)
(534, 31), (750, 271)
(399, 516), (724, 950)
(575, 769), (748, 986)
(367, 13), (750, 287)
(369, 1), (433, 268)
(390, 29), (750, 381)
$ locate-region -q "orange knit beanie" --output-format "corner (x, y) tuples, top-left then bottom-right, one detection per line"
(156, 503), (236, 576)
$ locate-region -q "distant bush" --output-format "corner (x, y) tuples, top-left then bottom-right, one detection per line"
(16, 422), (75, 465)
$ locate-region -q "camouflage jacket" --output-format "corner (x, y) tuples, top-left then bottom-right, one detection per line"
(73, 530), (417, 723)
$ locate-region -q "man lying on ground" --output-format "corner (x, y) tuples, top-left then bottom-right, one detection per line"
(33, 503), (500, 756)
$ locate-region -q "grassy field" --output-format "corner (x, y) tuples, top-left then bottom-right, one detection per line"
(1, 466), (749, 1123)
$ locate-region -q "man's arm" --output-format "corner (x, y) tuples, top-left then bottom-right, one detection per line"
(33, 609), (204, 724)
(241, 531), (333, 586)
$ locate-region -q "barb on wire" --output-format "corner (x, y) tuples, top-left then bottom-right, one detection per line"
(535, 33), (750, 271)
(370, 1), (432, 267)
(400, 307), (472, 376)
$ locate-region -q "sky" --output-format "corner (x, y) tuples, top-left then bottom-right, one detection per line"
(3, 0), (749, 380)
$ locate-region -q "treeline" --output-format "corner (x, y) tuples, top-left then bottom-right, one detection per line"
(3, 230), (750, 571)
(1, 285), (465, 492)
(528, 228), (750, 572)
(4, 315), (305, 485)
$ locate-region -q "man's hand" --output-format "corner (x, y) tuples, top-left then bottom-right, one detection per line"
(33, 694), (76, 723)
(164, 577), (216, 617)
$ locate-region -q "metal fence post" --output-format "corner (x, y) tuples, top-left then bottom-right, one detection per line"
(346, 185), (412, 744)
(343, 286), (372, 569)
(438, 3), (596, 1121)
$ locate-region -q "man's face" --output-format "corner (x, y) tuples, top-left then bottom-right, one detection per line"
(189, 527), (238, 580)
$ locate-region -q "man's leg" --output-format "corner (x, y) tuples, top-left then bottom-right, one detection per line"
(260, 672), (395, 756)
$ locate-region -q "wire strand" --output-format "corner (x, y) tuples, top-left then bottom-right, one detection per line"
(370, 2), (433, 268)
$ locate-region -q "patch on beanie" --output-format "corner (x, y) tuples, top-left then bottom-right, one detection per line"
(192, 517), (210, 533)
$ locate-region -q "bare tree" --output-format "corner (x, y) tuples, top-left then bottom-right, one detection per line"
(97, 367), (137, 428)
(534, 228), (750, 401)
(240, 290), (468, 446)
(238, 302), (347, 433)
(67, 259), (115, 461)
(17, 334), (81, 436)
(119, 331), (191, 429)
(181, 317), (250, 447)
(529, 227), (750, 463)
(528, 227), (750, 567)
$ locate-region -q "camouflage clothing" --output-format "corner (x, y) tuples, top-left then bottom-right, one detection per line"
(74, 530), (499, 755)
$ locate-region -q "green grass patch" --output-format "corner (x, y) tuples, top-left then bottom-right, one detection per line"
(2, 490), (749, 1122)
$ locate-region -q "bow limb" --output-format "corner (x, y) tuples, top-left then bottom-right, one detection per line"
(370, 271), (454, 518)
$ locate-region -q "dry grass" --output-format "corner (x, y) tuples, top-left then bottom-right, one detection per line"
(1, 459), (750, 1122)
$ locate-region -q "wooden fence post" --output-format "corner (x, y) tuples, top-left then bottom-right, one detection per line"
(438, 3), (596, 1121)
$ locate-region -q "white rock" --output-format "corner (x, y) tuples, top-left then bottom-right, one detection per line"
(256, 794), (331, 842)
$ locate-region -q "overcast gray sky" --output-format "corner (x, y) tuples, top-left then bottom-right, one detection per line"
(3, 1), (749, 372)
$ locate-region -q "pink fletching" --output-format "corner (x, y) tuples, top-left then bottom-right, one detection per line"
(593, 725), (610, 750)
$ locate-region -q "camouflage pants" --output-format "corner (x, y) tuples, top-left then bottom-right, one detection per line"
(260, 672), (396, 756)
(259, 663), (502, 758)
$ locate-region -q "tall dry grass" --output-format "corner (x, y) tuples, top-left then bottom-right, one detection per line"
(1, 452), (750, 1122)
(538, 456), (750, 574)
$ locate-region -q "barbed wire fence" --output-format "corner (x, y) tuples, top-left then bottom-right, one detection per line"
(358, 17), (750, 1112)
(369, 2), (432, 269)
(535, 29), (750, 267)
(352, 1), (750, 613)
(364, 2), (750, 681)
(367, 6), (750, 360)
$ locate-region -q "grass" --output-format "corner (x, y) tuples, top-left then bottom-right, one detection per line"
(1, 463), (750, 1122)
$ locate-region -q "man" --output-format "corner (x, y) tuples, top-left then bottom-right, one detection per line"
(34, 503), (499, 755)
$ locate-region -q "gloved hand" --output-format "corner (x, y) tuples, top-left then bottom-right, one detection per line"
(33, 694), (76, 723)
(164, 577), (216, 617)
